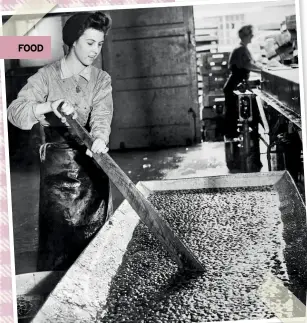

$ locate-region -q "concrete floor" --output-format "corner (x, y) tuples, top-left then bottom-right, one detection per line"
(10, 140), (270, 275)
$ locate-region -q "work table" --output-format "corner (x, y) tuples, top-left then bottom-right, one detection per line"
(262, 67), (300, 84)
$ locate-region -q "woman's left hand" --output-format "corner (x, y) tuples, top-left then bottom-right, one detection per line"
(86, 138), (109, 157)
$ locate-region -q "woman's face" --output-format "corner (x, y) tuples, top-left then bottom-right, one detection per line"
(73, 28), (105, 66)
(242, 33), (253, 45)
(247, 29), (254, 44)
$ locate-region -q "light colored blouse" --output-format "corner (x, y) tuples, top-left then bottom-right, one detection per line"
(7, 57), (113, 145)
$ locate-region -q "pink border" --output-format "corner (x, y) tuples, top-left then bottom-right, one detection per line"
(0, 72), (13, 321)
(0, 0), (174, 321)
(1, 1), (306, 322)
(0, 0), (172, 11)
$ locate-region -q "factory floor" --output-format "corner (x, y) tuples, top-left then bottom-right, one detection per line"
(10, 140), (270, 275)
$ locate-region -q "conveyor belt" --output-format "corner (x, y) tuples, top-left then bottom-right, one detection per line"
(253, 89), (301, 129)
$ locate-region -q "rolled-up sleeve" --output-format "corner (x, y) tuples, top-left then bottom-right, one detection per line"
(7, 68), (49, 130)
(89, 72), (113, 145)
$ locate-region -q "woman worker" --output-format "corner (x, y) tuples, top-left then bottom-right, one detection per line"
(7, 11), (113, 271)
(223, 24), (263, 170)
(223, 24), (262, 139)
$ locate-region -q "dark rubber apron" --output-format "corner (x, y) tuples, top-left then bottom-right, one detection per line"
(36, 122), (113, 272)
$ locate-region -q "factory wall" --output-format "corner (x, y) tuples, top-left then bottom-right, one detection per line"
(104, 7), (199, 149)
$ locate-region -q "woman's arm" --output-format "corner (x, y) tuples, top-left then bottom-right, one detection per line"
(89, 71), (113, 146)
(239, 47), (263, 73)
(247, 61), (262, 73)
(7, 68), (52, 130)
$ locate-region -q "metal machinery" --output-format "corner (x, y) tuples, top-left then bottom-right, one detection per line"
(235, 89), (254, 173)
(255, 15), (303, 189)
(226, 15), (303, 190)
(254, 67), (302, 181)
(225, 84), (261, 173)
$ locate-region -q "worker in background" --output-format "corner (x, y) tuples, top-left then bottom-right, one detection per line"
(7, 12), (114, 272)
(223, 24), (262, 139)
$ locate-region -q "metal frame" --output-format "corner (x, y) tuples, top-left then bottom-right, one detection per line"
(32, 171), (306, 322)
(253, 88), (303, 182)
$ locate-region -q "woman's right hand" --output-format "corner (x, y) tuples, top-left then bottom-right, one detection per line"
(51, 99), (78, 125)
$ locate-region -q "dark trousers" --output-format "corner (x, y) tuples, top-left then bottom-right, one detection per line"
(224, 90), (239, 138)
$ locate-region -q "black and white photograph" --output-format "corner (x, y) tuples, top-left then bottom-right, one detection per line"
(2, 0), (307, 322)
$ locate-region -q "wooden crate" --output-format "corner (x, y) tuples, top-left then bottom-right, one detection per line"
(208, 75), (227, 91)
(202, 118), (224, 142)
(202, 52), (230, 71)
(203, 91), (225, 108)
(202, 106), (221, 120)
(32, 172), (307, 322)
(201, 64), (229, 76)
(196, 43), (218, 53)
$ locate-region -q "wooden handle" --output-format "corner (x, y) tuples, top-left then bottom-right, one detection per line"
(61, 108), (204, 272)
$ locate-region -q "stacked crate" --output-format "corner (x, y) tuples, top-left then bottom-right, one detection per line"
(201, 52), (230, 142)
(195, 22), (219, 111)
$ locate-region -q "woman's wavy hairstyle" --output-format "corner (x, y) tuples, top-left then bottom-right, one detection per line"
(63, 11), (112, 48)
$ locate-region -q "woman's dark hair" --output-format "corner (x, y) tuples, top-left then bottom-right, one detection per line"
(238, 24), (253, 40)
(63, 11), (112, 48)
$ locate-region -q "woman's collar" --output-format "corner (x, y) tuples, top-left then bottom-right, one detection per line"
(60, 56), (91, 82)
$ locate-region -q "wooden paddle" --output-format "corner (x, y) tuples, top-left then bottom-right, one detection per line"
(58, 104), (204, 272)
